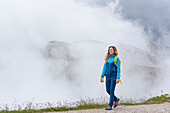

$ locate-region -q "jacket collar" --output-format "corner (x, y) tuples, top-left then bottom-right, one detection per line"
(109, 54), (116, 58)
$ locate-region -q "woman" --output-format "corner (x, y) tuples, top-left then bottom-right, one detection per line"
(100, 46), (120, 110)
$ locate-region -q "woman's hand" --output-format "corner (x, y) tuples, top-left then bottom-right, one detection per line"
(116, 79), (120, 84)
(100, 78), (104, 83)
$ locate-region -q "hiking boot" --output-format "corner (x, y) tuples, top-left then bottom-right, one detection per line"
(105, 105), (112, 110)
(114, 98), (120, 108)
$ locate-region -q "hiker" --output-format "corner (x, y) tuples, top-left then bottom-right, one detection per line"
(100, 46), (120, 110)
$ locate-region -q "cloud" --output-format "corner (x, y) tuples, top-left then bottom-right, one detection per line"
(76, 0), (170, 46)
(118, 0), (170, 46)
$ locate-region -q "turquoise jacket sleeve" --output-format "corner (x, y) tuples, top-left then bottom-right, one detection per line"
(116, 57), (120, 79)
(101, 63), (106, 78)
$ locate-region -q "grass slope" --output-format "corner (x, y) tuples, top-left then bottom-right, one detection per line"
(1, 94), (170, 113)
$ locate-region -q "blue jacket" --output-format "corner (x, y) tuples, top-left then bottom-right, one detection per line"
(101, 55), (120, 79)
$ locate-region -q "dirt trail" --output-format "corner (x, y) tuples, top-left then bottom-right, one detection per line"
(48, 102), (170, 113)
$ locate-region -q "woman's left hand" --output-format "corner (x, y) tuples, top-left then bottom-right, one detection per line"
(116, 79), (120, 84)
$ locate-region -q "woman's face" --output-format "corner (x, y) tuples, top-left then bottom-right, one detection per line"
(109, 47), (114, 55)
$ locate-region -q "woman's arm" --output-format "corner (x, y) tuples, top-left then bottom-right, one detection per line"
(116, 57), (120, 79)
(101, 63), (106, 78)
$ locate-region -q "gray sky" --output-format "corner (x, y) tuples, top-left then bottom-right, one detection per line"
(119, 0), (170, 46)
(77, 0), (170, 46)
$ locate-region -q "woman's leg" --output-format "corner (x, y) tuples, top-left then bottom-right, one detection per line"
(108, 77), (116, 107)
(114, 95), (118, 102)
(106, 77), (111, 95)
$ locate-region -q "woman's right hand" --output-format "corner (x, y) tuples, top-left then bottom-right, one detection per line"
(100, 78), (104, 83)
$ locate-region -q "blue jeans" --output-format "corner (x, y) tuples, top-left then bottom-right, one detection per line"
(106, 76), (118, 107)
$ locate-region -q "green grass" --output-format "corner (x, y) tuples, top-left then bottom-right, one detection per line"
(119, 94), (170, 106)
(0, 104), (108, 113)
(0, 94), (169, 113)
(143, 94), (170, 104)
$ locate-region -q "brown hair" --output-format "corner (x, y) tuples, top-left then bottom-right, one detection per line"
(104, 46), (118, 63)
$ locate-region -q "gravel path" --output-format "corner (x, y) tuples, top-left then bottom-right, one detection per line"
(48, 102), (170, 113)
